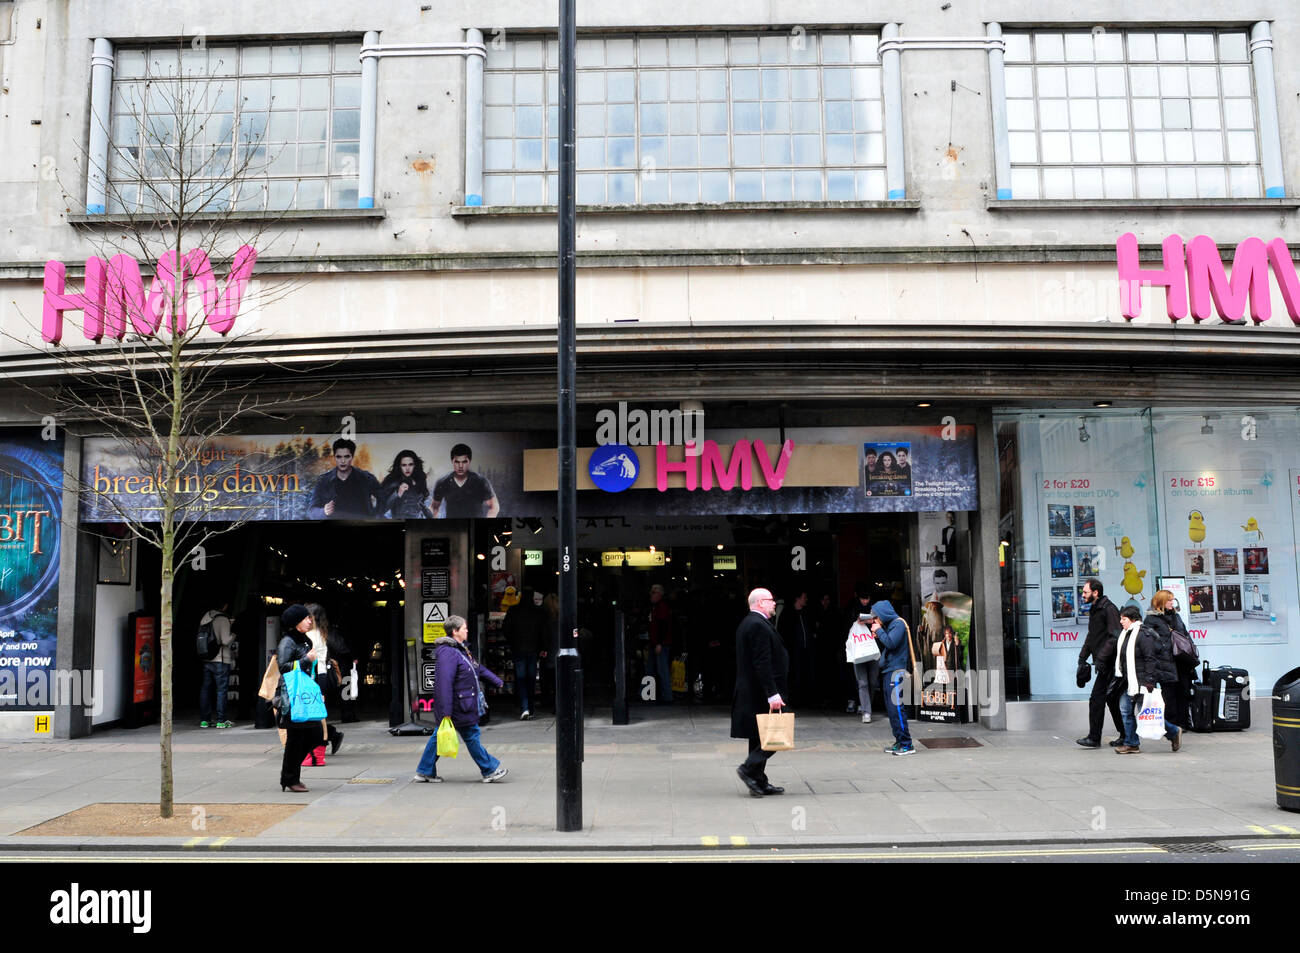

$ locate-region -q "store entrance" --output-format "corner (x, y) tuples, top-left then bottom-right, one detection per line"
(472, 514), (914, 714)
(161, 521), (406, 724)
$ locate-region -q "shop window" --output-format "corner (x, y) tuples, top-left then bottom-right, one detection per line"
(482, 31), (887, 205)
(106, 40), (362, 213)
(999, 29), (1263, 200)
(999, 408), (1300, 700)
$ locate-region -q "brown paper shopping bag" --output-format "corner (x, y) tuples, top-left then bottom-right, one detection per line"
(755, 711), (796, 751)
(258, 657), (280, 702)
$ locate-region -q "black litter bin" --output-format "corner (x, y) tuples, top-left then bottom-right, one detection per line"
(1273, 667), (1300, 811)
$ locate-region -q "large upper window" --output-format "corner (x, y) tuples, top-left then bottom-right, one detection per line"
(107, 41), (361, 213)
(482, 32), (886, 205)
(1002, 29), (1262, 200)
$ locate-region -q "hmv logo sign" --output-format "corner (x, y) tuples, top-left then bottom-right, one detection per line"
(1117, 233), (1300, 324)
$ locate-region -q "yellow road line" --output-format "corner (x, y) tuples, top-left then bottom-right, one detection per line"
(182, 837), (207, 848)
(699, 836), (719, 846)
(1272, 826), (1299, 834)
(1247, 825), (1273, 835)
(210, 837), (234, 849)
(729, 835), (748, 846)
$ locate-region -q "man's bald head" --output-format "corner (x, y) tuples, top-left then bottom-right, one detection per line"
(748, 588), (776, 617)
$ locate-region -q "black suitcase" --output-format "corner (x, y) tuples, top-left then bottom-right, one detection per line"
(1189, 663), (1251, 732)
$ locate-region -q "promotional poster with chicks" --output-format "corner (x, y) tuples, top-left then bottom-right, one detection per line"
(1163, 470), (1285, 643)
(1038, 471), (1152, 647)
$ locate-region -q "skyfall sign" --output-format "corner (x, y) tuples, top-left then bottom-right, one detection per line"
(1117, 233), (1300, 325)
(41, 246), (258, 344)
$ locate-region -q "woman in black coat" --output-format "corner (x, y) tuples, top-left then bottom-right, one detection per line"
(1141, 593), (1184, 750)
(1154, 591), (1197, 729)
(276, 604), (323, 792)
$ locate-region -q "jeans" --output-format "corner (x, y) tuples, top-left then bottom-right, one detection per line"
(200, 661), (229, 721)
(884, 669), (912, 748)
(853, 659), (880, 715)
(1119, 691), (1180, 747)
(652, 645), (672, 703)
(514, 653), (538, 713)
(416, 723), (500, 778)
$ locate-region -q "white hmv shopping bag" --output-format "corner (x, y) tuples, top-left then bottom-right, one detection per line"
(1136, 686), (1166, 741)
(845, 628), (880, 664)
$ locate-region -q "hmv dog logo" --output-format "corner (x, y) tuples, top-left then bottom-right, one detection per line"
(590, 445), (639, 493)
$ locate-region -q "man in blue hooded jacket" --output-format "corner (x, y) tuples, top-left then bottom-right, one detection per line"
(870, 600), (914, 756)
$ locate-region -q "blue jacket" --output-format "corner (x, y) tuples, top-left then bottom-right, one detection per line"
(871, 601), (910, 674)
(432, 637), (504, 728)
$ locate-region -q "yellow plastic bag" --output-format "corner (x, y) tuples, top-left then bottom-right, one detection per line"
(436, 716), (459, 758)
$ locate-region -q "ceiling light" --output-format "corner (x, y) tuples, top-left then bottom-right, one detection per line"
(916, 402), (932, 408)
(1093, 401), (1112, 408)
(448, 407), (466, 415)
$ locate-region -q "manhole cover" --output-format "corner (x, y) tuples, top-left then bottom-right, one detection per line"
(1151, 842), (1232, 854)
(918, 737), (983, 749)
(347, 778), (395, 784)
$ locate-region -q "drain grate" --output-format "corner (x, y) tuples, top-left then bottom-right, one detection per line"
(919, 737), (983, 749)
(1151, 841), (1232, 854)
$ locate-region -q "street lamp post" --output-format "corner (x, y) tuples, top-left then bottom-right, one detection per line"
(555, 0), (583, 832)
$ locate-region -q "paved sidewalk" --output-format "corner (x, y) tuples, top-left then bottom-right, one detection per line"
(0, 706), (1293, 851)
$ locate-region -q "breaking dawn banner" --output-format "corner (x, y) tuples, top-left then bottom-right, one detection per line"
(79, 425), (977, 523)
(0, 433), (63, 708)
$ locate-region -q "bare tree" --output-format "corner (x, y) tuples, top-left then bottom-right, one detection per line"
(9, 38), (336, 817)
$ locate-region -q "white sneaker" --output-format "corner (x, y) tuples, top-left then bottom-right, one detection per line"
(861, 713), (871, 724)
(520, 710), (531, 721)
(483, 765), (508, 783)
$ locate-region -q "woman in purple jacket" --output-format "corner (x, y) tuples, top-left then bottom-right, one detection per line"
(413, 614), (508, 783)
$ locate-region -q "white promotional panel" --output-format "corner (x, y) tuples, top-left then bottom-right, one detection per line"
(1161, 470), (1287, 647)
(1036, 471), (1155, 661)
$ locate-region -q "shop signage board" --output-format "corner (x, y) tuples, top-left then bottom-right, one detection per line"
(80, 425), (978, 523)
(1036, 471), (1152, 650)
(600, 551), (665, 567)
(1117, 233), (1300, 324)
(422, 602), (449, 643)
(420, 538), (450, 566)
(1161, 469), (1286, 645)
(421, 569), (450, 599)
(41, 246), (258, 344)
(133, 617), (156, 703)
(0, 432), (64, 710)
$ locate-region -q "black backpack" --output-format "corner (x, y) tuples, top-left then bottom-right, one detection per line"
(196, 615), (224, 661)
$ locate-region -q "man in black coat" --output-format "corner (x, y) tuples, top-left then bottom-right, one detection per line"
(731, 588), (788, 797)
(1076, 578), (1124, 748)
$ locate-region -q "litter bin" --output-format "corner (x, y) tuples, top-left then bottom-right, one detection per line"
(1273, 667), (1300, 811)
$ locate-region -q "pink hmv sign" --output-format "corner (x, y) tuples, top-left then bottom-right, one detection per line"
(41, 246), (257, 344)
(1117, 233), (1300, 325)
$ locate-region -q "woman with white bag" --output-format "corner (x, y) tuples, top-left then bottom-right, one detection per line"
(845, 610), (881, 724)
(1111, 606), (1181, 754)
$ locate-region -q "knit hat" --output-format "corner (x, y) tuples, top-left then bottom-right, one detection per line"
(281, 604), (310, 630)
